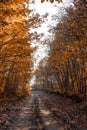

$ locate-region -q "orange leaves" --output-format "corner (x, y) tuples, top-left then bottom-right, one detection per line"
(0, 0), (32, 96)
(36, 1), (87, 98)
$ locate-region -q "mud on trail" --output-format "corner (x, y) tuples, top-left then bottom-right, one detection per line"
(0, 90), (87, 130)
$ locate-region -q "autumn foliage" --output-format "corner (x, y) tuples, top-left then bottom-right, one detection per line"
(0, 0), (32, 96)
(35, 0), (87, 98)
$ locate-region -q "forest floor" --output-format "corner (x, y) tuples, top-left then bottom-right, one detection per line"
(0, 90), (87, 130)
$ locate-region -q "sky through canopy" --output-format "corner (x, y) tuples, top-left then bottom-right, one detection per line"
(29, 0), (74, 84)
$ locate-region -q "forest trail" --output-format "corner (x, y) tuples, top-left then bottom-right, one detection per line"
(0, 90), (87, 130)
(7, 91), (64, 130)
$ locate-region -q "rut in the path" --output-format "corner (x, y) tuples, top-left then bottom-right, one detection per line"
(37, 97), (64, 130)
(8, 93), (41, 130)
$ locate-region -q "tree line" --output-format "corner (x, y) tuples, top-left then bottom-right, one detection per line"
(35, 0), (87, 98)
(0, 0), (33, 96)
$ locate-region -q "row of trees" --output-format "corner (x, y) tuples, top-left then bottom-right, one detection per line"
(35, 0), (87, 98)
(0, 0), (33, 96)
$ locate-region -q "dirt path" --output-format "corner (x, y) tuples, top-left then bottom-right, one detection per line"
(8, 91), (64, 130)
(0, 90), (87, 130)
(8, 92), (40, 130)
